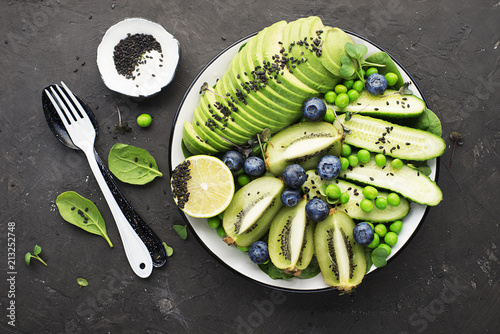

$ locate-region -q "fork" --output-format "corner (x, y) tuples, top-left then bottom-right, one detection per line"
(45, 82), (153, 278)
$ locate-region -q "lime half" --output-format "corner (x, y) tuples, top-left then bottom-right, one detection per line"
(171, 155), (235, 218)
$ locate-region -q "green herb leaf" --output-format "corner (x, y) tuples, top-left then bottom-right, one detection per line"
(339, 64), (355, 78)
(258, 261), (294, 279)
(25, 252), (31, 266)
(365, 249), (373, 273)
(355, 44), (368, 59)
(108, 143), (163, 185)
(372, 255), (387, 268)
(340, 54), (354, 67)
(162, 242), (174, 256)
(345, 42), (359, 58)
(77, 278), (89, 287)
(372, 247), (388, 258)
(173, 225), (188, 240)
(33, 245), (42, 255)
(56, 191), (113, 247)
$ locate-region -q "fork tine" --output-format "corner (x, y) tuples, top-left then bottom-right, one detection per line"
(61, 81), (88, 120)
(46, 87), (72, 127)
(55, 84), (81, 121)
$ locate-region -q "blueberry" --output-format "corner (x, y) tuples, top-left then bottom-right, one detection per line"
(244, 156), (266, 177)
(282, 164), (306, 189)
(305, 198), (330, 222)
(365, 73), (388, 96)
(353, 222), (375, 246)
(281, 188), (301, 207)
(302, 97), (327, 121)
(248, 241), (269, 264)
(222, 150), (244, 173)
(317, 155), (341, 180)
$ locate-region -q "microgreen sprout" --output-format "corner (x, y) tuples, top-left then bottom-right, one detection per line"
(162, 242), (174, 256)
(449, 131), (464, 167)
(200, 82), (228, 99)
(77, 278), (88, 287)
(25, 245), (47, 266)
(340, 42), (385, 82)
(173, 225), (188, 240)
(371, 246), (388, 268)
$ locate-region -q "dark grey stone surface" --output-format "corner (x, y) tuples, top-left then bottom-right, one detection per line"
(1, 0), (499, 333)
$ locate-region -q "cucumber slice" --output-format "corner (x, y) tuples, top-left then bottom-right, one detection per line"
(325, 90), (425, 118)
(302, 170), (410, 222)
(336, 114), (445, 161)
(339, 154), (442, 206)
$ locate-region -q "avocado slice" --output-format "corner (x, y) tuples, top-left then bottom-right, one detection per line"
(261, 21), (320, 98)
(319, 26), (355, 78)
(191, 108), (234, 152)
(238, 24), (305, 110)
(282, 18), (336, 92)
(182, 120), (218, 155)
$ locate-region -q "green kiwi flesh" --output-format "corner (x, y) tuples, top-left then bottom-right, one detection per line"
(314, 210), (366, 292)
(265, 121), (343, 176)
(223, 176), (284, 247)
(268, 198), (315, 275)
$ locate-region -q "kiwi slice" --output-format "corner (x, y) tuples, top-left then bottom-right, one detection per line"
(223, 176), (284, 247)
(268, 198), (315, 275)
(265, 121), (343, 176)
(314, 210), (366, 292)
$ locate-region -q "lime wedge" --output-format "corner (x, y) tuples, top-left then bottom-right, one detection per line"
(171, 155), (235, 218)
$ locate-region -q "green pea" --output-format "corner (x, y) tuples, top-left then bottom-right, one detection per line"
(375, 154), (386, 167)
(340, 157), (349, 171)
(323, 108), (336, 123)
(324, 91), (337, 104)
(391, 158), (404, 169)
(237, 246), (249, 252)
(207, 216), (221, 229)
(335, 93), (349, 109)
(387, 193), (401, 206)
(334, 84), (348, 94)
(357, 149), (371, 163)
(347, 89), (359, 102)
(367, 233), (380, 249)
(343, 80), (354, 89)
(365, 67), (379, 77)
(352, 80), (364, 92)
(384, 232), (398, 246)
(237, 174), (251, 187)
(375, 197), (388, 210)
(360, 199), (374, 213)
(340, 192), (350, 204)
(348, 154), (359, 167)
(216, 225), (226, 237)
(385, 72), (399, 86)
(341, 143), (352, 157)
(377, 243), (392, 257)
(218, 212), (224, 220)
(367, 222), (375, 230)
(137, 114), (152, 127)
(326, 184), (342, 199)
(362, 186), (378, 200)
(390, 220), (403, 234)
(374, 223), (387, 238)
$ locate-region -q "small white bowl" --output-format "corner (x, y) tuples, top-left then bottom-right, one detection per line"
(97, 18), (180, 98)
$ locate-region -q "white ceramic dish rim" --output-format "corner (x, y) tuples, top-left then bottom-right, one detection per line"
(169, 30), (438, 292)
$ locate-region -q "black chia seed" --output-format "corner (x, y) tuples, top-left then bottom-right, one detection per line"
(113, 33), (162, 79)
(171, 160), (192, 209)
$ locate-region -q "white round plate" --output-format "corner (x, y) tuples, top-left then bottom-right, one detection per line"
(169, 31), (438, 292)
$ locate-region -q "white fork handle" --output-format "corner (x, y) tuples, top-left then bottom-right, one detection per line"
(83, 146), (153, 278)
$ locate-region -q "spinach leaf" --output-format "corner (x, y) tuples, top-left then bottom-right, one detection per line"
(395, 108), (443, 137)
(108, 143), (163, 185)
(56, 191), (113, 247)
(365, 52), (405, 89)
(298, 256), (321, 279)
(258, 261), (294, 280)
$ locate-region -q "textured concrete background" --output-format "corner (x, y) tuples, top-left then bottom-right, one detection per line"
(1, 0), (499, 333)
